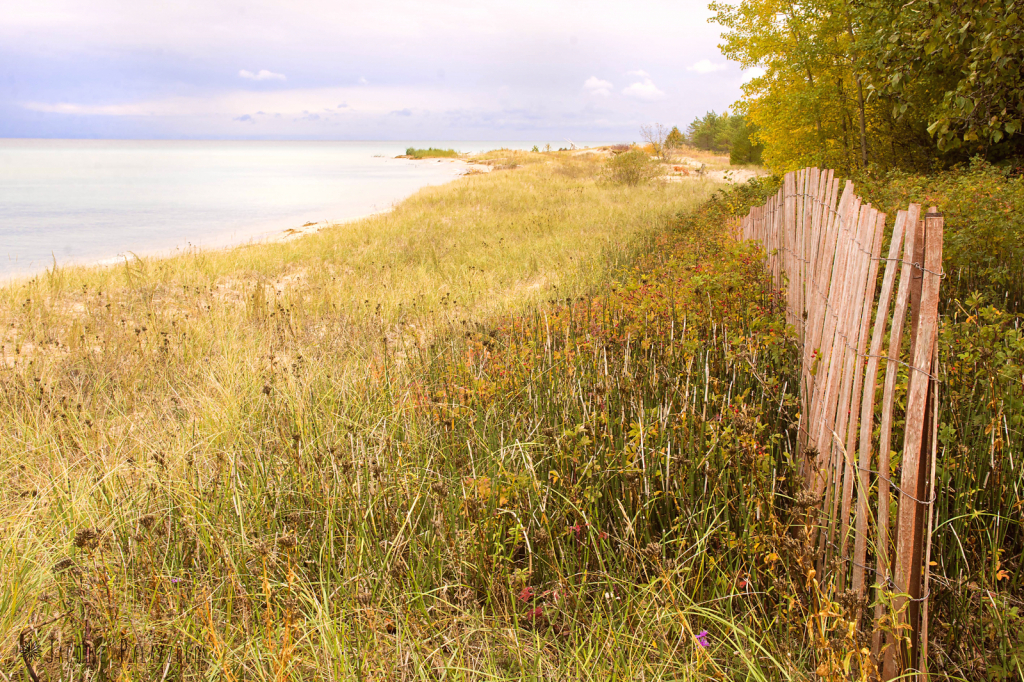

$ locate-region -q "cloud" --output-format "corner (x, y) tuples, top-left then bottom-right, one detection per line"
(622, 75), (664, 101)
(687, 59), (727, 74)
(234, 114), (254, 122)
(583, 76), (613, 97)
(358, 76), (368, 85)
(20, 101), (150, 116)
(626, 69), (650, 78)
(238, 69), (286, 81)
(742, 66), (767, 82)
(390, 108), (412, 116)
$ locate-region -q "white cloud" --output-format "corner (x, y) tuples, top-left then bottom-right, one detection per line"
(21, 101), (152, 116)
(583, 76), (613, 97)
(239, 69), (286, 81)
(626, 69), (650, 78)
(19, 85), (483, 120)
(358, 76), (368, 85)
(687, 59), (727, 74)
(742, 66), (767, 82)
(622, 76), (664, 101)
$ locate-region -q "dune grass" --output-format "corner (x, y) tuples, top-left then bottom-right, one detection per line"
(0, 155), (752, 680)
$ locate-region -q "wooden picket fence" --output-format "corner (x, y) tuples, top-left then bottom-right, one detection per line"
(740, 168), (944, 680)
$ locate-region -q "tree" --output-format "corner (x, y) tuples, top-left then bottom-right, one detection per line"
(710, 0), (882, 172)
(709, 0), (1024, 172)
(687, 111), (732, 152)
(863, 0), (1024, 152)
(729, 117), (764, 164)
(639, 123), (670, 159)
(665, 126), (686, 149)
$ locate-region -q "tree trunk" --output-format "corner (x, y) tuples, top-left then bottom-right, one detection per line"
(854, 74), (868, 167)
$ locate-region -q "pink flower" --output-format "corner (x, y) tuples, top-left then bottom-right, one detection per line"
(524, 606), (544, 622)
(518, 586), (535, 603)
(696, 630), (710, 648)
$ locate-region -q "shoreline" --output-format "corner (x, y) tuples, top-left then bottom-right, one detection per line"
(0, 156), (476, 287)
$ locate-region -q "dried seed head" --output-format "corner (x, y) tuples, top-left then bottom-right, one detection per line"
(532, 528), (550, 547)
(277, 533), (297, 550)
(793, 489), (821, 509)
(73, 528), (100, 550)
(139, 514), (157, 530)
(643, 542), (662, 558)
(431, 481), (448, 497)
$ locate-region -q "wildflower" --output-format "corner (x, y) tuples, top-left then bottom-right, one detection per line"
(696, 630), (710, 648)
(524, 606), (544, 623)
(517, 586), (535, 603)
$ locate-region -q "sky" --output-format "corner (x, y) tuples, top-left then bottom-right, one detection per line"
(0, 0), (755, 141)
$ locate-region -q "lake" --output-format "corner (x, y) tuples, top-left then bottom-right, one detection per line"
(0, 139), (599, 279)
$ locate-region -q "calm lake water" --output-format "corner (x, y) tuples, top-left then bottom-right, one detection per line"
(0, 139), (599, 279)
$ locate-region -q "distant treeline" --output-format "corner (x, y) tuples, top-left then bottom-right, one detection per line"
(644, 115), (763, 165)
(681, 112), (763, 165)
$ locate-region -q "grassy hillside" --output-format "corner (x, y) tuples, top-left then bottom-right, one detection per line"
(1, 154), (754, 680)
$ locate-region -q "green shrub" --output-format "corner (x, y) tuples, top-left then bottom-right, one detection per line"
(405, 147), (459, 158)
(857, 158), (1024, 311)
(607, 149), (659, 185)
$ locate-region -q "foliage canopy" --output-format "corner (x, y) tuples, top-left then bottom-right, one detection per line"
(710, 0), (1024, 172)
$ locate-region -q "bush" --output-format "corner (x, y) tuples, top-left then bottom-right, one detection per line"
(857, 158), (1024, 311)
(405, 147), (459, 158)
(607, 149), (659, 185)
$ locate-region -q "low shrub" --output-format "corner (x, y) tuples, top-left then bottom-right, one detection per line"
(405, 147), (459, 158)
(607, 149), (659, 185)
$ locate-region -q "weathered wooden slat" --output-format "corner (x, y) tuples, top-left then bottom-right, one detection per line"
(838, 209), (887, 588)
(852, 209), (908, 597)
(811, 191), (861, 500)
(821, 203), (874, 559)
(873, 203), (922, 658)
(785, 172), (797, 328)
(805, 176), (845, 483)
(794, 169), (806, 340)
(920, 340), (940, 674)
(799, 171), (834, 462)
(807, 182), (855, 473)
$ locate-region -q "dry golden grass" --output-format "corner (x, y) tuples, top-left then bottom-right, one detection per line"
(0, 154), (725, 679)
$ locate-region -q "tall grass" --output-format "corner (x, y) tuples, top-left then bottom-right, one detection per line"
(1, 155), (751, 679)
